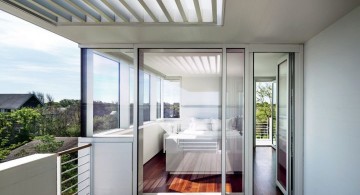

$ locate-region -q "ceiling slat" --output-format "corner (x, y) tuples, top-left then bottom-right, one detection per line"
(7, 0), (58, 22)
(194, 0), (203, 23)
(31, 0), (72, 22)
(119, 0), (143, 22)
(138, 0), (158, 22)
(156, 0), (173, 23)
(175, 0), (187, 23)
(49, 0), (86, 22)
(185, 56), (200, 74)
(212, 0), (217, 24)
(101, 0), (129, 22)
(65, 0), (100, 22)
(83, 0), (115, 22)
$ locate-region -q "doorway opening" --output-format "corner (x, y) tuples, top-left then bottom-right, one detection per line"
(253, 53), (294, 195)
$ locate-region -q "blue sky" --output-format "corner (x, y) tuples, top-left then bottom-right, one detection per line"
(0, 11), (80, 102)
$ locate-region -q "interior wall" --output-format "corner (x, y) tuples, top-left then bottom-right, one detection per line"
(181, 77), (221, 128)
(304, 6), (360, 195)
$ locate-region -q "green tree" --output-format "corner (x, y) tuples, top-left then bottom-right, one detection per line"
(35, 135), (64, 153)
(256, 83), (273, 123)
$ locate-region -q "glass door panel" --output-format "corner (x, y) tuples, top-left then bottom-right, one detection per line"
(276, 56), (289, 193)
(225, 49), (245, 193)
(272, 82), (277, 147)
(139, 49), (223, 193)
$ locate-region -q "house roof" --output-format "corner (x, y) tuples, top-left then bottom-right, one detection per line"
(0, 0), (359, 44)
(0, 94), (41, 109)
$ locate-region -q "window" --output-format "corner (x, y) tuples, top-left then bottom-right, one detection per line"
(91, 49), (134, 134)
(156, 77), (161, 119)
(163, 80), (180, 118)
(143, 73), (151, 122)
(129, 68), (134, 125)
(93, 53), (119, 133)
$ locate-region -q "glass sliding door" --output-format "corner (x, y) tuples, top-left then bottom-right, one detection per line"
(225, 49), (245, 194)
(138, 49), (224, 193)
(276, 55), (290, 194)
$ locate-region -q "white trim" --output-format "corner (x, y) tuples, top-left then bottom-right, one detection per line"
(133, 46), (139, 195)
(221, 47), (226, 193)
(78, 43), (303, 195)
(249, 44), (301, 53)
(294, 46), (304, 195)
(245, 51), (254, 195)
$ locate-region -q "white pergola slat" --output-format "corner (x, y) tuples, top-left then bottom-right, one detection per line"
(1, 0), (224, 25)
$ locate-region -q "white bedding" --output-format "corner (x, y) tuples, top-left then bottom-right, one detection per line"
(167, 129), (240, 139)
(165, 128), (243, 173)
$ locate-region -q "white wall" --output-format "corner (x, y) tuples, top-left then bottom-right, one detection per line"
(0, 154), (57, 195)
(304, 6), (360, 195)
(142, 122), (165, 164)
(181, 77), (221, 125)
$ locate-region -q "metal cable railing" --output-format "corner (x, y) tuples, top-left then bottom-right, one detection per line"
(256, 119), (270, 139)
(57, 144), (92, 195)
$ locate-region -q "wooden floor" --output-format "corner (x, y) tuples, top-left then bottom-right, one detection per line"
(254, 147), (283, 195)
(143, 152), (242, 193)
(143, 147), (282, 194)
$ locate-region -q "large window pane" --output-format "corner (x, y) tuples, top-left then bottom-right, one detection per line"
(91, 49), (134, 136)
(93, 53), (119, 134)
(156, 77), (161, 119)
(163, 80), (180, 118)
(143, 73), (150, 122)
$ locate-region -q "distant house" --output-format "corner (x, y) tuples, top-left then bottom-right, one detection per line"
(0, 94), (43, 112)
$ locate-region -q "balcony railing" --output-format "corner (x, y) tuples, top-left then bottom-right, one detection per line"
(57, 144), (92, 195)
(256, 118), (273, 146)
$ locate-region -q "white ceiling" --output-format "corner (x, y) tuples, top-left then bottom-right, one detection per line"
(145, 52), (222, 77)
(254, 53), (285, 77)
(1, 0), (359, 44)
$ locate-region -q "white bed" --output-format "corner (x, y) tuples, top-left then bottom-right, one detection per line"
(165, 118), (243, 174)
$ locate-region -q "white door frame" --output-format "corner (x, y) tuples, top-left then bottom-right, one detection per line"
(79, 43), (304, 195)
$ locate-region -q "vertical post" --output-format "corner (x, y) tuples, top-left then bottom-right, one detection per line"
(133, 46), (139, 195)
(57, 156), (61, 195)
(81, 48), (93, 137)
(245, 49), (254, 195)
(269, 117), (273, 142)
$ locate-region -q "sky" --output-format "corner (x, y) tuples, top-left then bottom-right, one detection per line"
(0, 11), (80, 102)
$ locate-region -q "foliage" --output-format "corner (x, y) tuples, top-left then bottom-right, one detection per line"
(164, 102), (180, 118)
(61, 154), (78, 194)
(0, 97), (81, 161)
(256, 83), (273, 123)
(255, 82), (274, 139)
(93, 115), (118, 132)
(35, 135), (64, 153)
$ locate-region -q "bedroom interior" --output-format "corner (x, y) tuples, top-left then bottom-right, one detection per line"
(137, 48), (245, 193)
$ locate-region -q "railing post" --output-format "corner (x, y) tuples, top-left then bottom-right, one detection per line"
(269, 117), (273, 142)
(57, 156), (61, 195)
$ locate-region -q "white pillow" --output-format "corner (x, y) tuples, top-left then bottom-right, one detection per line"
(190, 118), (211, 131)
(211, 119), (221, 131)
(225, 118), (236, 130)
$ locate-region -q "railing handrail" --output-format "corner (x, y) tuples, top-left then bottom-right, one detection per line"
(57, 143), (92, 156)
